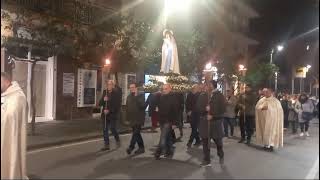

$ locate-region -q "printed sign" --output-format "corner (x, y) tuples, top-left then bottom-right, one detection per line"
(63, 73), (74, 96)
(77, 69), (97, 107)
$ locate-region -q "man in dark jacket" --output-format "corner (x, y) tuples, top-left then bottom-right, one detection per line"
(145, 91), (161, 132)
(175, 92), (185, 138)
(280, 94), (289, 130)
(155, 84), (178, 160)
(187, 84), (201, 148)
(99, 80), (121, 151)
(236, 84), (257, 144)
(200, 80), (226, 167)
(126, 83), (146, 155)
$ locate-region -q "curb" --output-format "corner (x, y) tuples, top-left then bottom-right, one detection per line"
(27, 126), (152, 151)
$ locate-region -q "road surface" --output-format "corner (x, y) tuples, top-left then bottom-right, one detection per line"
(27, 122), (319, 179)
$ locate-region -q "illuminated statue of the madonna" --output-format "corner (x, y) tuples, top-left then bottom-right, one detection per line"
(160, 29), (180, 74)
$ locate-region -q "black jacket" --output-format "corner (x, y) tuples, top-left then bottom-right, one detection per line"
(237, 91), (258, 117)
(186, 92), (199, 113)
(209, 90), (226, 119)
(126, 93), (145, 126)
(99, 88), (121, 118)
(158, 93), (178, 124)
(145, 92), (161, 116)
(196, 91), (209, 114)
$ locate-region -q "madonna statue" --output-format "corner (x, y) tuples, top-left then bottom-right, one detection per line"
(160, 29), (180, 74)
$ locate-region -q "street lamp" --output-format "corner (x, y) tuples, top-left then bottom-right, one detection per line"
(205, 62), (212, 70)
(275, 72), (279, 92)
(238, 64), (247, 93)
(270, 44), (284, 92)
(306, 64), (312, 70)
(239, 64), (247, 71)
(104, 58), (111, 79)
(270, 44), (284, 64)
(277, 45), (284, 52)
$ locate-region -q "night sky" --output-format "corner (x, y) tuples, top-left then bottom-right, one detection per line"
(247, 0), (319, 54)
(245, 0), (319, 86)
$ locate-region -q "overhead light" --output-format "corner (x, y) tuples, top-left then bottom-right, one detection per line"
(277, 45), (284, 52)
(306, 45), (310, 51)
(205, 63), (212, 70)
(105, 58), (111, 66)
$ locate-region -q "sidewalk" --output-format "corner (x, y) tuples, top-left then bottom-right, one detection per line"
(27, 116), (152, 151)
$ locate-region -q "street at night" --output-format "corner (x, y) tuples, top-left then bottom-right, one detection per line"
(1, 0), (319, 179)
(27, 122), (319, 179)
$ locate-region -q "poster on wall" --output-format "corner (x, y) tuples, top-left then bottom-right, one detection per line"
(63, 73), (74, 96)
(77, 69), (97, 107)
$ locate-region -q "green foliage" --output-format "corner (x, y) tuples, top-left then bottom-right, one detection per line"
(175, 28), (209, 76)
(243, 62), (279, 88)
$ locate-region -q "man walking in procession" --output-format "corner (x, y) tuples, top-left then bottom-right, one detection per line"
(155, 84), (178, 160)
(255, 88), (284, 152)
(1, 72), (29, 179)
(99, 80), (121, 151)
(126, 83), (146, 155)
(200, 80), (226, 167)
(237, 84), (257, 144)
(186, 84), (201, 148)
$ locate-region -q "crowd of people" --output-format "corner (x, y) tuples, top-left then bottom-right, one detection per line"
(1, 70), (319, 178)
(98, 79), (319, 167)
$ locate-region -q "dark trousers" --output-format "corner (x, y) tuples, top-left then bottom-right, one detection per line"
(239, 114), (255, 140)
(284, 114), (289, 128)
(202, 138), (224, 163)
(156, 122), (173, 155)
(188, 112), (200, 144)
(129, 125), (144, 150)
(300, 121), (310, 132)
(290, 121), (298, 133)
(171, 129), (177, 142)
(102, 114), (120, 145)
(223, 117), (235, 136)
(177, 111), (184, 136)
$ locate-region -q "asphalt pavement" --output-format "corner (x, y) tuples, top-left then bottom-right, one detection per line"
(27, 121), (319, 179)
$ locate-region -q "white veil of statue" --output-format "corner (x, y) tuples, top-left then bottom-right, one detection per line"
(160, 29), (180, 74)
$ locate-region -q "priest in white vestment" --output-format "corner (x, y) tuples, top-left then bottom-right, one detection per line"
(255, 88), (284, 152)
(1, 72), (29, 179)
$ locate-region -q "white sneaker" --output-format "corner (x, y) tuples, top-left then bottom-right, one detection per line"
(305, 132), (310, 137)
(299, 132), (304, 137)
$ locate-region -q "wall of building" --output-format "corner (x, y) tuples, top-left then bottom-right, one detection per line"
(55, 55), (94, 120)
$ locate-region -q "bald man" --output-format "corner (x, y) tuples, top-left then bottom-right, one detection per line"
(154, 84), (178, 160)
(255, 88), (284, 152)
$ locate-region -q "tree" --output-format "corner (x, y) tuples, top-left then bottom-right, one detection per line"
(242, 62), (279, 88)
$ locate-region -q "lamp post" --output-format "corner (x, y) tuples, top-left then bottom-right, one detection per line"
(270, 45), (283, 92)
(275, 72), (278, 92)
